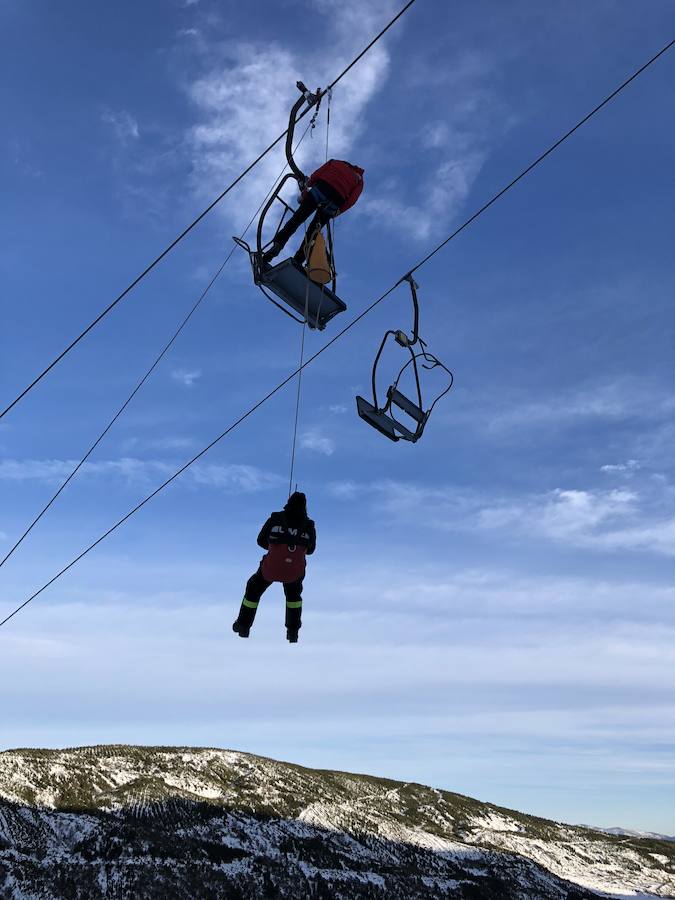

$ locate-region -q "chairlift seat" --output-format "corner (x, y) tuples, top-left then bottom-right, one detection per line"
(260, 258), (346, 331)
(356, 395), (425, 443)
(388, 387), (426, 424)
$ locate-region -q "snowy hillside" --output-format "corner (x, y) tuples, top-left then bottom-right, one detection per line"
(0, 745), (673, 899)
(593, 828), (675, 843)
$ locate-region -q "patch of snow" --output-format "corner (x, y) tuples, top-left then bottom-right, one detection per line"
(470, 810), (525, 832)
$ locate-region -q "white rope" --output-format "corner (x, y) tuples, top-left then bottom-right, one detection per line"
(288, 224), (311, 496)
(288, 92), (333, 495)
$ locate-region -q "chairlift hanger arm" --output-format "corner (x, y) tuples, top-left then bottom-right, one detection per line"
(370, 330), (397, 411)
(235, 79), (345, 332)
(325, 219), (337, 293)
(400, 274), (420, 347)
(369, 277), (425, 412)
(286, 81), (322, 186)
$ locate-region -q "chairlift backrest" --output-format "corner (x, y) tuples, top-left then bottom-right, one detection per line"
(388, 387), (427, 425)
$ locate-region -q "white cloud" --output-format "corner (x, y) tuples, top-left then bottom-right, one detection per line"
(329, 479), (358, 499)
(329, 478), (472, 520)
(171, 368), (202, 387)
(0, 458), (281, 493)
(361, 132), (492, 241)
(183, 0), (506, 245)
(2, 565), (674, 774)
(190, 462), (283, 492)
(601, 460), (641, 474)
(101, 108), (140, 143)
(185, 1), (395, 232)
(0, 458), (80, 484)
(8, 137), (44, 178)
(122, 435), (197, 453)
(483, 380), (675, 433)
(301, 429), (335, 456)
(358, 45), (514, 241)
(591, 519), (675, 556)
(479, 488), (637, 537)
(329, 477), (675, 558)
(421, 122), (452, 150)
(2, 542), (674, 832)
(477, 487), (675, 557)
(187, 43), (302, 227)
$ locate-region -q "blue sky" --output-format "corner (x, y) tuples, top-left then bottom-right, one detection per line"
(1, 0), (674, 833)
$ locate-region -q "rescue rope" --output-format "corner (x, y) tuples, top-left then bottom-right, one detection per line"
(288, 93), (332, 496)
(324, 90), (332, 163)
(324, 90), (336, 274)
(2, 36), (673, 630)
(313, 93), (334, 329)
(287, 275), (310, 496)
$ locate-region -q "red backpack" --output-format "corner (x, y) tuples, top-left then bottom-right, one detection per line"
(261, 543), (307, 583)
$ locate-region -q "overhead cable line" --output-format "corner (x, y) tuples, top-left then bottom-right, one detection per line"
(1, 36), (672, 631)
(409, 37), (675, 276)
(0, 258), (228, 571)
(0, 0), (419, 423)
(0, 121), (317, 573)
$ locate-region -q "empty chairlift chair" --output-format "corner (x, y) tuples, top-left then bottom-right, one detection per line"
(356, 276), (453, 443)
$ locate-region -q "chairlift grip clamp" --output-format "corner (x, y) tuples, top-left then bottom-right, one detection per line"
(296, 80), (320, 108)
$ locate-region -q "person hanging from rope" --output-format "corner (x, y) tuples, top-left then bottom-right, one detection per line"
(262, 159), (365, 266)
(232, 492), (316, 643)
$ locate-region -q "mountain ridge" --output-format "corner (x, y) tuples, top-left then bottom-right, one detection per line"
(589, 827), (675, 843)
(1, 744), (673, 899)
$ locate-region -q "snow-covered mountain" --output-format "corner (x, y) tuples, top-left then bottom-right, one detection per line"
(593, 827), (675, 843)
(0, 745), (673, 899)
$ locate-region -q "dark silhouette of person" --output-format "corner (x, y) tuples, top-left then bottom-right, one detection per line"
(233, 492), (316, 643)
(262, 159), (364, 266)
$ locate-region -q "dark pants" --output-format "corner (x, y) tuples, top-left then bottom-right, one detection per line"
(275, 179), (341, 262)
(235, 566), (304, 632)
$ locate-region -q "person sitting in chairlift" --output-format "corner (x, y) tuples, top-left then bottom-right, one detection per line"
(262, 159), (364, 266)
(232, 492), (316, 643)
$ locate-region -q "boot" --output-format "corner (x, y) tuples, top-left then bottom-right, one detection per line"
(286, 628), (299, 643)
(233, 620), (250, 639)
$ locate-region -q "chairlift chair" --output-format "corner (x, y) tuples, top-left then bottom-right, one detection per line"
(233, 82), (347, 331)
(356, 276), (453, 443)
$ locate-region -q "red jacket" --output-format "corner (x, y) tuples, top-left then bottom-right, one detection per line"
(306, 159), (364, 213)
(257, 511), (316, 583)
